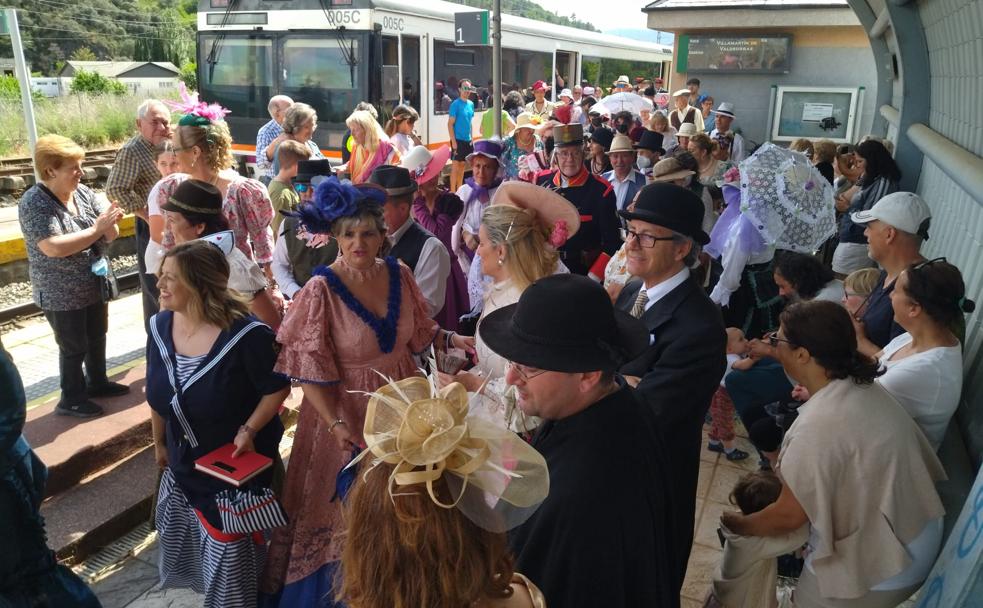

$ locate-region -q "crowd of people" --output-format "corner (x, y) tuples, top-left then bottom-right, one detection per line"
(6, 70), (976, 608)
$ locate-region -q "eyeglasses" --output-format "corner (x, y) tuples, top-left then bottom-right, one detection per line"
(506, 361), (548, 382)
(912, 257), (947, 271)
(765, 331), (795, 348)
(621, 228), (676, 248)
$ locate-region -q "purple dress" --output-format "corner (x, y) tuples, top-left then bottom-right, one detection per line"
(413, 190), (469, 330)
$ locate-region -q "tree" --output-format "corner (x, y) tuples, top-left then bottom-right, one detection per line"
(179, 62), (197, 91)
(70, 69), (128, 96)
(70, 47), (98, 62)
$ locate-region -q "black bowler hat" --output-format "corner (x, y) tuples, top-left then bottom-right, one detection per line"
(479, 274), (649, 373)
(588, 127), (614, 151)
(293, 159), (333, 185)
(160, 179), (223, 215)
(619, 182), (710, 245)
(634, 130), (665, 155)
(368, 164), (419, 197)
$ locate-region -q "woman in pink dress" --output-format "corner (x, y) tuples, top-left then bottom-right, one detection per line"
(260, 177), (462, 605)
(403, 145), (470, 330)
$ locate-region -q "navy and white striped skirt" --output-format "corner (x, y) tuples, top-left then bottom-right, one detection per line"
(156, 468), (267, 608)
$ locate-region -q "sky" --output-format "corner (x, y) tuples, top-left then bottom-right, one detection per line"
(530, 0), (653, 33)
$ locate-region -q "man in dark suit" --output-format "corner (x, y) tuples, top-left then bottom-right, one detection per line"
(615, 182), (727, 595)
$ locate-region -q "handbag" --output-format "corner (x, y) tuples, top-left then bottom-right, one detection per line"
(99, 264), (120, 302)
(215, 487), (289, 534)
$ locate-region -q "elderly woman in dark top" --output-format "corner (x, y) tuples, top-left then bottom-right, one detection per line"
(148, 241), (289, 608)
(18, 134), (127, 419)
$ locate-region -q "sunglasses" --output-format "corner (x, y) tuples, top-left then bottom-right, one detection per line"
(765, 331), (795, 348)
(294, 183), (310, 193)
(911, 256), (947, 271)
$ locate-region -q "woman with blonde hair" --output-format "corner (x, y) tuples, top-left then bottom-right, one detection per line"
(156, 95), (277, 286)
(147, 240), (290, 608)
(439, 182), (578, 433)
(337, 376), (549, 608)
(18, 134), (126, 418)
(647, 111), (678, 150)
(343, 109), (399, 183)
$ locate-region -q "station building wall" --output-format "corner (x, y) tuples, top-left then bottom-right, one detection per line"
(668, 26), (877, 147)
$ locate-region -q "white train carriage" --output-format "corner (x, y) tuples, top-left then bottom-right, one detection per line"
(197, 0), (672, 163)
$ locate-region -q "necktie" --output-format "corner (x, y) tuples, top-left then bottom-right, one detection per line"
(631, 288), (649, 318)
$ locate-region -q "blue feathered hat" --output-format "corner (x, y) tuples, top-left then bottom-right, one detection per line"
(284, 176), (387, 235)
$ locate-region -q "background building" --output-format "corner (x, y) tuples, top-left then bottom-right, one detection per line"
(57, 61), (180, 97)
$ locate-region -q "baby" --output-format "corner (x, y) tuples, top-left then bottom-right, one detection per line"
(704, 471), (809, 608)
(707, 328), (755, 460)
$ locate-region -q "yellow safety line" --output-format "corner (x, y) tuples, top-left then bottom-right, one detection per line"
(0, 215), (136, 264)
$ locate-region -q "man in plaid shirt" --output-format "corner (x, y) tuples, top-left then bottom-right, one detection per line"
(105, 99), (171, 326)
(255, 95), (294, 184)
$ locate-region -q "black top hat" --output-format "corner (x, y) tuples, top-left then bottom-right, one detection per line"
(160, 179), (223, 215)
(589, 127), (614, 151)
(479, 274), (649, 373)
(634, 130), (665, 154)
(293, 159), (333, 185)
(618, 182), (710, 245)
(368, 164), (419, 197)
(553, 123), (584, 148)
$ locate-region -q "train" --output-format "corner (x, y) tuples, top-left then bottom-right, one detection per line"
(196, 0), (673, 162)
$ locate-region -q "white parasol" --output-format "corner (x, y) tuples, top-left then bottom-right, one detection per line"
(738, 142), (837, 253)
(592, 92), (654, 117)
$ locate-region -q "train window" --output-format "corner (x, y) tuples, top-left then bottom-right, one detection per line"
(282, 38), (359, 89)
(445, 48), (476, 67)
(199, 37), (273, 88)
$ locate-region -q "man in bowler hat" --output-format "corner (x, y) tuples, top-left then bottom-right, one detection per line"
(480, 274), (679, 608)
(616, 182), (727, 595)
(369, 165), (450, 317)
(535, 123), (621, 275)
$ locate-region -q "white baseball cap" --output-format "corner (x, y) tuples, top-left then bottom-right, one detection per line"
(851, 191), (932, 238)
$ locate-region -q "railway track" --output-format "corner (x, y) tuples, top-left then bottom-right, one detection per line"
(0, 146), (121, 179)
(0, 271), (139, 325)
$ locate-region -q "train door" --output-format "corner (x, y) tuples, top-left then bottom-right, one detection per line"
(555, 50), (578, 94)
(401, 35), (422, 140)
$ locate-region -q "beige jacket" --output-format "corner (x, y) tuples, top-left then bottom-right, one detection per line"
(778, 379), (946, 599)
(712, 523), (809, 608)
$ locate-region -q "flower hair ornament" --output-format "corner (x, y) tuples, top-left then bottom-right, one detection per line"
(283, 176), (387, 236)
(549, 220), (569, 248)
(167, 82), (231, 127)
(347, 372), (549, 533)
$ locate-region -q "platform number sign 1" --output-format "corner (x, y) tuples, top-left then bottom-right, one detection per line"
(454, 11), (489, 46)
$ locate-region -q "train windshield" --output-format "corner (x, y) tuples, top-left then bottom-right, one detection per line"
(281, 37), (361, 126)
(198, 35), (274, 120)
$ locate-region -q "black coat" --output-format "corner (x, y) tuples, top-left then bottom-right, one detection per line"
(535, 170), (622, 275)
(510, 385), (679, 608)
(616, 275), (727, 594)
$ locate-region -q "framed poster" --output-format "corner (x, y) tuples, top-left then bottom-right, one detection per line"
(771, 86), (859, 144)
(685, 35), (791, 75)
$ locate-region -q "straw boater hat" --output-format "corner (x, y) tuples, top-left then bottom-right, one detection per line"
(672, 88), (691, 98)
(606, 134), (636, 155)
(649, 157), (695, 184)
(677, 122), (699, 138)
(490, 181), (581, 243)
(614, 75), (631, 86)
(400, 145), (451, 185)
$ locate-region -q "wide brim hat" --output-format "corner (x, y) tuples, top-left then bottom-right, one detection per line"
(293, 159), (333, 185)
(367, 164), (418, 196)
(514, 112), (543, 131)
(606, 134), (636, 155)
(479, 274), (649, 373)
(677, 122), (699, 138)
(649, 157), (695, 184)
(672, 88), (691, 97)
(161, 179), (223, 215)
(553, 123), (584, 147)
(466, 139), (505, 163)
(634, 130), (665, 154)
(619, 182), (709, 245)
(614, 75), (631, 85)
(490, 181), (580, 239)
(400, 145), (451, 185)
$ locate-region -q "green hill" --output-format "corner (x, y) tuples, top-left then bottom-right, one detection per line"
(447, 0), (599, 32)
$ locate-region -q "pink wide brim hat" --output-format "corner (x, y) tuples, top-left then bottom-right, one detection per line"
(403, 145), (452, 185)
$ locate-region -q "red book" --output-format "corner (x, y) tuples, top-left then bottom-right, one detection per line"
(194, 443), (272, 487)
